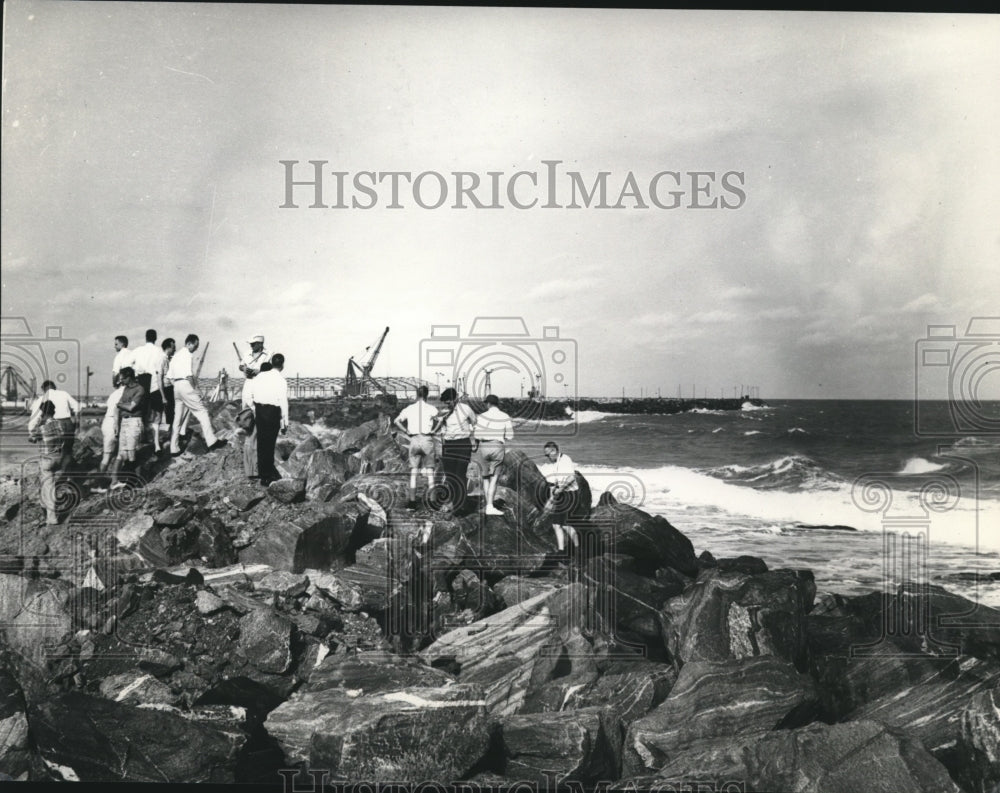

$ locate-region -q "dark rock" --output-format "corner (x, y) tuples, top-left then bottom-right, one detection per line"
(267, 477), (306, 504)
(191, 515), (238, 568)
(289, 434), (322, 461)
(959, 685), (1000, 792)
(623, 720), (961, 793)
(563, 659), (677, 733)
(519, 630), (600, 714)
(623, 655), (819, 776)
(265, 651), (489, 782)
(583, 555), (686, 653)
(845, 656), (1000, 787)
(0, 659), (30, 779)
(493, 576), (567, 609)
(155, 502), (196, 527)
(27, 691), (246, 782)
(495, 449), (552, 511)
(237, 608), (294, 674)
(587, 503), (698, 577)
(660, 567), (815, 668)
(718, 555), (769, 575)
(305, 569), (366, 611)
(335, 419), (379, 454)
(237, 505), (352, 573)
(501, 706), (621, 785)
(98, 672), (178, 706)
(224, 483), (266, 512)
(302, 449), (348, 501)
(420, 584), (587, 716)
(255, 571), (310, 598)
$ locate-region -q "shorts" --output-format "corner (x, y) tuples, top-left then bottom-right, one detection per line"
(407, 434), (437, 467)
(101, 419), (118, 454)
(119, 416), (143, 454)
(476, 440), (505, 476)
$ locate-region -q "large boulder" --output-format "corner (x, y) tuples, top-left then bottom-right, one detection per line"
(582, 555), (687, 655)
(501, 706), (621, 785)
(265, 651), (490, 782)
(623, 655), (819, 776)
(0, 658), (30, 779)
(237, 504), (353, 572)
(660, 567), (815, 668)
(621, 720), (962, 793)
(420, 584), (588, 716)
(587, 504), (698, 577)
(27, 691), (247, 782)
(562, 659), (677, 736)
(301, 449), (349, 501)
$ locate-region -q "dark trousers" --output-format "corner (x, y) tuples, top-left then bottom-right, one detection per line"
(255, 403), (281, 484)
(136, 374), (153, 420)
(441, 437), (474, 511)
(162, 385), (175, 428)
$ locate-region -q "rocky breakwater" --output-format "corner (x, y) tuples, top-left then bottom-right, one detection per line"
(0, 403), (997, 790)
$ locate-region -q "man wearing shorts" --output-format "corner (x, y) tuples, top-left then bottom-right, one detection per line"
(473, 394), (513, 515)
(105, 367), (146, 492)
(394, 385), (439, 507)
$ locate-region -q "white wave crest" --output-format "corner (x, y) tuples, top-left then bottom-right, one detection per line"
(743, 430), (763, 436)
(741, 402), (770, 411)
(898, 457), (947, 475)
(787, 427), (807, 434)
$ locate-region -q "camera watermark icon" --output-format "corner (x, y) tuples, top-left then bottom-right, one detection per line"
(0, 316), (81, 441)
(419, 317), (578, 435)
(915, 317), (1000, 437)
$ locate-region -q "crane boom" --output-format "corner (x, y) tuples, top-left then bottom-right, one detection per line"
(343, 327), (390, 396)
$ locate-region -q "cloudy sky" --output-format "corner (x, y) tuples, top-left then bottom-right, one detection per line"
(3, 4), (998, 399)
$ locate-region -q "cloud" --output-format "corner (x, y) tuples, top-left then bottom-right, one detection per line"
(526, 277), (599, 302)
(898, 293), (941, 314)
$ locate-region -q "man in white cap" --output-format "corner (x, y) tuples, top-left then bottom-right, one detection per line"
(239, 334), (270, 405)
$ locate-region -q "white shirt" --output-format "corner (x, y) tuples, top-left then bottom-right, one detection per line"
(102, 387), (124, 433)
(132, 343), (166, 391)
(539, 452), (579, 491)
(112, 347), (136, 376)
(241, 348), (271, 376)
(396, 400), (439, 435)
(474, 406), (514, 442)
(247, 368), (289, 425)
(28, 389), (80, 432)
(167, 347), (195, 380)
(438, 402), (477, 441)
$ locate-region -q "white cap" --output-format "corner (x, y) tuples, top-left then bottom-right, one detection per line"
(247, 335), (265, 344)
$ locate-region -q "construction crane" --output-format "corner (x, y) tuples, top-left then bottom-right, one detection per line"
(1, 365), (35, 404)
(344, 326), (390, 397)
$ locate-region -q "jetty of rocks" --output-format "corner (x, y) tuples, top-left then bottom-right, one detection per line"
(0, 401), (997, 790)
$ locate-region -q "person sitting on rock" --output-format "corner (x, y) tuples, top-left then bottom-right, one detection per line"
(539, 441), (581, 551)
(473, 394), (514, 516)
(394, 384), (439, 507)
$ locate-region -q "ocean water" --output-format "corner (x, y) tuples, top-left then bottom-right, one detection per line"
(509, 400), (1000, 608)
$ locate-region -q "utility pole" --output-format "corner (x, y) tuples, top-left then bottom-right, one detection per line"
(85, 366), (93, 406)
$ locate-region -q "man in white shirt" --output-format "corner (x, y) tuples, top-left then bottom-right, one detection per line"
(473, 394), (514, 515)
(432, 387), (477, 514)
(28, 380), (79, 471)
(167, 334), (226, 455)
(132, 328), (167, 452)
(239, 334), (271, 406)
(98, 385), (124, 474)
(538, 441), (581, 551)
(245, 353), (288, 486)
(394, 385), (439, 506)
(111, 335), (135, 388)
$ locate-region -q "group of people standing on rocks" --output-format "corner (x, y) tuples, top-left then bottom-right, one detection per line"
(393, 386), (583, 551)
(25, 329), (581, 546)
